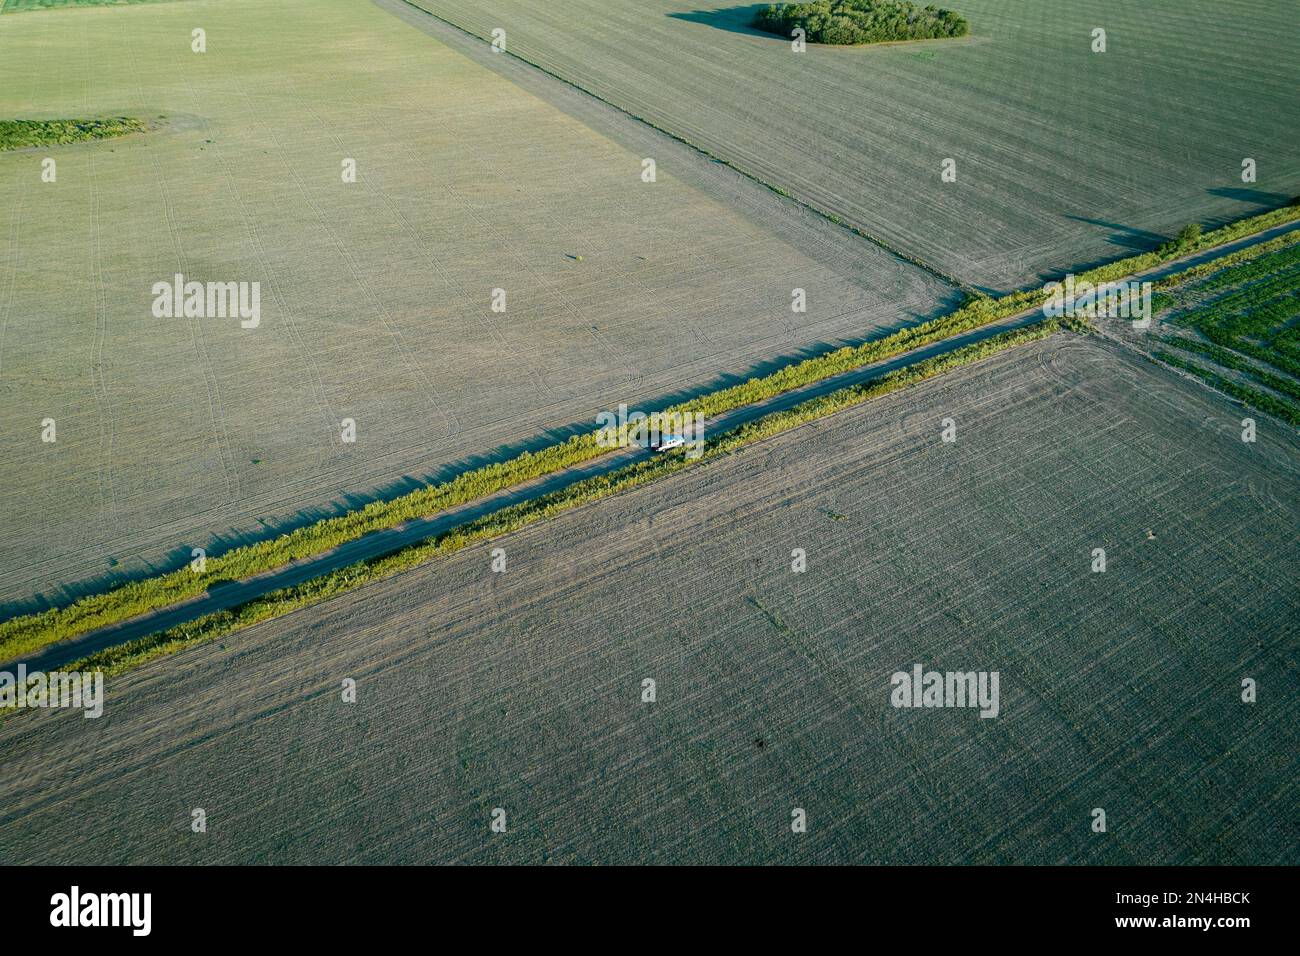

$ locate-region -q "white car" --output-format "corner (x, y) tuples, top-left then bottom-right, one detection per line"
(648, 434), (686, 452)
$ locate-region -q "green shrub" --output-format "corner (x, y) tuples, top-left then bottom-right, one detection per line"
(1158, 222), (1203, 255)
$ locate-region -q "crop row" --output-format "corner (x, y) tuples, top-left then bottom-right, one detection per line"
(1173, 262), (1300, 330)
(1181, 238), (1300, 298)
(1160, 336), (1300, 402)
(1180, 287), (1300, 379)
(1163, 242), (1300, 383)
(1152, 231), (1300, 294)
(1153, 350), (1300, 426)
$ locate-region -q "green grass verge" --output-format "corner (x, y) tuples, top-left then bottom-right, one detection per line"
(32, 318), (1069, 688)
(1174, 238), (1300, 298)
(3, 202), (1296, 664)
(1151, 229), (1300, 293)
(0, 117), (147, 150)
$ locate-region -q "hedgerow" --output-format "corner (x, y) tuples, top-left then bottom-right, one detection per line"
(0, 117), (147, 151)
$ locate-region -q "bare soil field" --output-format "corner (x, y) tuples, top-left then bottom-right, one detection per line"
(410, 0), (1300, 292)
(0, 0), (949, 610)
(2, 335), (1294, 864)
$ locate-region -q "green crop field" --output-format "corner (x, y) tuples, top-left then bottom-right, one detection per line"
(409, 0), (1300, 292)
(0, 0), (948, 610)
(1, 337), (1294, 864)
(1147, 232), (1300, 423)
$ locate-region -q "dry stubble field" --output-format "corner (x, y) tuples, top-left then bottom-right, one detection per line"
(1, 335), (1294, 864)
(411, 0), (1300, 291)
(0, 0), (947, 610)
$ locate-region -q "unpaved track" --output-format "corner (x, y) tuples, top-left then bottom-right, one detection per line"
(2, 337), (1295, 865)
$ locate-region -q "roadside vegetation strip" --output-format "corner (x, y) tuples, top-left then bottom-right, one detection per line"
(1174, 264), (1300, 327)
(0, 118), (148, 150)
(2, 204), (1295, 663)
(1151, 229), (1300, 317)
(18, 318), (1070, 690)
(1167, 237), (1300, 298)
(752, 1), (969, 45)
(1080, 204), (1300, 287)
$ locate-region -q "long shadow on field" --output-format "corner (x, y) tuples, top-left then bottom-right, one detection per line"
(0, 295), (959, 624)
(667, 5), (775, 39)
(1030, 204), (1300, 292)
(1026, 214), (1171, 287)
(1064, 214), (1167, 253)
(1208, 186), (1294, 207)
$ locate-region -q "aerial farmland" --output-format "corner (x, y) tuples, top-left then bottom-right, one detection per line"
(411, 0), (1300, 291)
(1, 336), (1295, 865)
(0, 0), (947, 609)
(0, 0), (1296, 893)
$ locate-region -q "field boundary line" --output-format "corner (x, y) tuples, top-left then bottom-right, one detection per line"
(383, 0), (975, 295)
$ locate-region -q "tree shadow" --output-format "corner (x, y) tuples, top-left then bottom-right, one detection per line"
(667, 5), (776, 39)
(0, 294), (962, 623)
(1044, 195), (1299, 286)
(1035, 217), (1167, 285)
(1207, 186), (1293, 206)
(1063, 214), (1167, 252)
